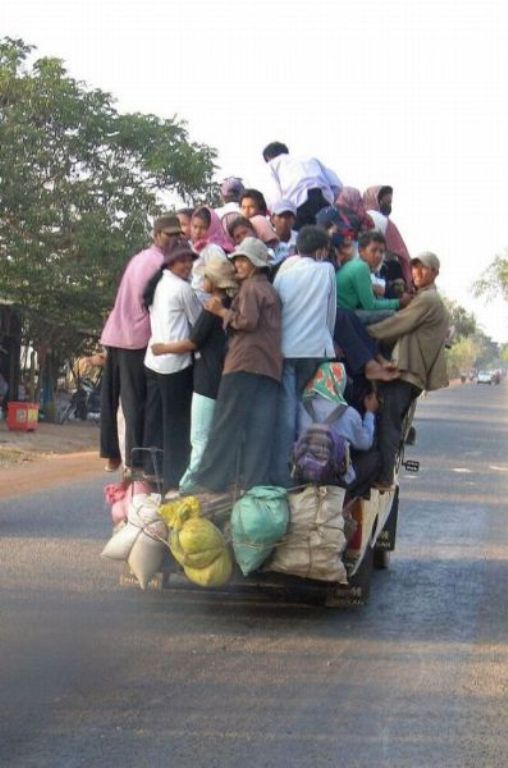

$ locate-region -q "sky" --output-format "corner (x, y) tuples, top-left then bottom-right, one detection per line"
(2, 0), (508, 342)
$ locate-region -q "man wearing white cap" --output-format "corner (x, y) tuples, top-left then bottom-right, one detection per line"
(271, 199), (298, 266)
(368, 251), (450, 488)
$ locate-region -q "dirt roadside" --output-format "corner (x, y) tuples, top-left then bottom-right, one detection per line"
(0, 420), (105, 501)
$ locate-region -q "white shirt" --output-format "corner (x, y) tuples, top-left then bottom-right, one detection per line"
(274, 257), (337, 358)
(371, 273), (386, 294)
(266, 154), (342, 210)
(144, 270), (202, 375)
(366, 209), (388, 235)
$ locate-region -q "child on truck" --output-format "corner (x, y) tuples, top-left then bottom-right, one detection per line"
(298, 362), (381, 495)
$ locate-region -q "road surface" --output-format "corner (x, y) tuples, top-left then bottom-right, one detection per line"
(1, 382), (507, 767)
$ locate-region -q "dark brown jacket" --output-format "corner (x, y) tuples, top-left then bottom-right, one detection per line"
(223, 273), (282, 381)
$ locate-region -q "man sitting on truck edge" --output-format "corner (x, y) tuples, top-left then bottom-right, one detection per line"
(367, 251), (449, 489)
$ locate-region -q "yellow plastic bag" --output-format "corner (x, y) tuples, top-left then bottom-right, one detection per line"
(184, 549), (233, 587)
(170, 517), (226, 569)
(162, 496), (232, 588)
(159, 496), (200, 529)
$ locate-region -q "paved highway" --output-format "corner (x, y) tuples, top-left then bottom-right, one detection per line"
(1, 382), (507, 767)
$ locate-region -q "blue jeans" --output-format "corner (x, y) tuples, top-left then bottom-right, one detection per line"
(179, 392), (216, 493)
(271, 358), (323, 487)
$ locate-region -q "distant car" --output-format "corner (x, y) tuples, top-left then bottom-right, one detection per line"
(477, 371), (493, 384)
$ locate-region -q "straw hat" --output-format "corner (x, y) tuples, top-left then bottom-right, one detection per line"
(202, 254), (238, 289)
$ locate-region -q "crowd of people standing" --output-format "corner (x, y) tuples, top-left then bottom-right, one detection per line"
(99, 142), (450, 496)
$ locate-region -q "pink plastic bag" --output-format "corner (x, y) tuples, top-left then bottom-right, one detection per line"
(104, 481), (153, 525)
(104, 483), (129, 525)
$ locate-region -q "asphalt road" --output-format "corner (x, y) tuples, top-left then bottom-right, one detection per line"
(1, 381), (507, 768)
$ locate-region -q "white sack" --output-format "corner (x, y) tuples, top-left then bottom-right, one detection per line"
(269, 485), (348, 583)
(128, 493), (161, 527)
(101, 522), (141, 561)
(128, 531), (166, 590)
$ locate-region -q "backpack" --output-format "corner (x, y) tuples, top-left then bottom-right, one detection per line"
(291, 401), (350, 485)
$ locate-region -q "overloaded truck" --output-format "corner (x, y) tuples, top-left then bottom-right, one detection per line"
(103, 404), (418, 607)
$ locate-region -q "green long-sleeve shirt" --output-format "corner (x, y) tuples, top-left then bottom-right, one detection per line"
(336, 259), (400, 311)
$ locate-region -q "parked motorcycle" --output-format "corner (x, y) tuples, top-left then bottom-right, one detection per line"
(58, 375), (101, 424)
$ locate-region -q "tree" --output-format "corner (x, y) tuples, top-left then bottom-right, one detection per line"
(0, 37), (217, 400)
(473, 250), (508, 302)
(446, 336), (480, 379)
(443, 297), (477, 340)
(473, 330), (499, 370)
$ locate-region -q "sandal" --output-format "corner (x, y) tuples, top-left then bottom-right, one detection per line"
(104, 459), (122, 472)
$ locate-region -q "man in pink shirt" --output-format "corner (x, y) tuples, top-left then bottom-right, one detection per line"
(100, 214), (183, 472)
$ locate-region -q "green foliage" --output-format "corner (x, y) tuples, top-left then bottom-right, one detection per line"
(446, 336), (480, 378)
(473, 330), (499, 369)
(442, 294), (500, 375)
(446, 331), (500, 378)
(473, 250), (508, 302)
(0, 37), (217, 372)
(443, 297), (477, 340)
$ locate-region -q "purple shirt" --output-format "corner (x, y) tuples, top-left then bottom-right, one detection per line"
(100, 244), (165, 350)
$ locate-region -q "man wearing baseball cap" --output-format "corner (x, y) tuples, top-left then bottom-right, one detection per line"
(99, 214), (184, 473)
(368, 251), (450, 488)
(271, 199), (298, 266)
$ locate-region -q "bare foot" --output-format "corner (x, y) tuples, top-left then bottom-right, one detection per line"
(365, 360), (401, 382)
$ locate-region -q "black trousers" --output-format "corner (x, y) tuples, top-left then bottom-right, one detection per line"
(294, 188), (330, 230)
(193, 372), (279, 492)
(334, 310), (378, 375)
(334, 309), (379, 413)
(377, 380), (421, 484)
(100, 347), (147, 467)
(348, 449), (382, 497)
(143, 366), (193, 491)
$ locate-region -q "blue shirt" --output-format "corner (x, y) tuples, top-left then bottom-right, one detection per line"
(274, 257), (336, 358)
